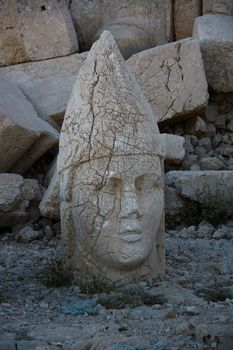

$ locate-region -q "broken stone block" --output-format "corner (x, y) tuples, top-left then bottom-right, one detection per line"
(15, 226), (41, 243)
(0, 52), (87, 124)
(0, 173), (42, 228)
(205, 104), (218, 122)
(185, 116), (208, 136)
(39, 165), (60, 221)
(193, 14), (233, 92)
(200, 157), (226, 170)
(69, 0), (172, 58)
(0, 0), (79, 67)
(0, 77), (59, 173)
(127, 38), (208, 124)
(215, 115), (226, 129)
(160, 134), (185, 164)
(174, 0), (202, 40)
(203, 0), (233, 15)
(165, 171), (233, 226)
(1, 38), (208, 127)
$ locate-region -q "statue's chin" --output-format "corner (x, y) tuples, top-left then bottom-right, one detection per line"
(95, 242), (151, 270)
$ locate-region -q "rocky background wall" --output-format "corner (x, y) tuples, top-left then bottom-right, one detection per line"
(1, 1), (233, 349)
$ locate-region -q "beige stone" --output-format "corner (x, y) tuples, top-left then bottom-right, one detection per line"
(160, 134), (185, 163)
(166, 171), (233, 225)
(40, 134), (184, 221)
(203, 0), (233, 15)
(0, 77), (59, 173)
(69, 0), (172, 58)
(174, 0), (201, 40)
(193, 14), (233, 92)
(0, 52), (87, 123)
(0, 38), (208, 127)
(127, 38), (208, 124)
(0, 0), (78, 67)
(58, 31), (166, 286)
(0, 173), (42, 227)
(39, 165), (60, 220)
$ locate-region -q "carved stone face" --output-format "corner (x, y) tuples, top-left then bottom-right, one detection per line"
(71, 154), (164, 270)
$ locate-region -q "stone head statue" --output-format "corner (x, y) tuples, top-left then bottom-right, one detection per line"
(58, 31), (167, 286)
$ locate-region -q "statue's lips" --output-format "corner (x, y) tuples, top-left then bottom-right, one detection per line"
(118, 222), (142, 242)
(121, 233), (142, 242)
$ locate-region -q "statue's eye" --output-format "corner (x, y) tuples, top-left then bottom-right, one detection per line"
(102, 177), (122, 194)
(135, 174), (161, 193)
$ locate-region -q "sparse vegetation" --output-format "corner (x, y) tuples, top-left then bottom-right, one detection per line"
(98, 288), (167, 309)
(78, 277), (115, 295)
(42, 257), (72, 288)
(0, 290), (4, 303)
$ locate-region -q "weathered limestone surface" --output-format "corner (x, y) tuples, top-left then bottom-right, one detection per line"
(0, 39), (208, 127)
(193, 14), (233, 92)
(127, 38), (208, 124)
(39, 165), (60, 220)
(0, 77), (59, 173)
(39, 134), (184, 221)
(0, 173), (42, 227)
(0, 52), (87, 124)
(58, 31), (166, 286)
(174, 0), (201, 40)
(69, 0), (172, 58)
(160, 134), (185, 163)
(0, 0), (78, 67)
(166, 171), (233, 225)
(203, 0), (233, 15)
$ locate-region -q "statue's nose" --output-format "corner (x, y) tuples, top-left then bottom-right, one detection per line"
(119, 191), (141, 219)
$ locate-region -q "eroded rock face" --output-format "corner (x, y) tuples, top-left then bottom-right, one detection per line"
(203, 0), (233, 15)
(0, 38), (208, 127)
(0, 77), (59, 173)
(69, 0), (172, 58)
(165, 171), (233, 226)
(127, 38), (208, 124)
(193, 14), (233, 92)
(0, 52), (87, 124)
(0, 0), (78, 67)
(174, 0), (201, 40)
(0, 174), (42, 228)
(58, 31), (166, 286)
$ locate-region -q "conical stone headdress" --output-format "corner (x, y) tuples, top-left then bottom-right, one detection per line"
(58, 30), (165, 178)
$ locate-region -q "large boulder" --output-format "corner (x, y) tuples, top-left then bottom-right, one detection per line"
(0, 0), (78, 67)
(0, 38), (208, 127)
(69, 0), (173, 58)
(0, 77), (59, 173)
(174, 0), (201, 40)
(203, 0), (233, 15)
(165, 171), (233, 226)
(0, 173), (42, 228)
(0, 52), (88, 124)
(193, 14), (233, 92)
(127, 38), (208, 124)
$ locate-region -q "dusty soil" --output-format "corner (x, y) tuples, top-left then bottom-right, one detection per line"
(0, 228), (233, 350)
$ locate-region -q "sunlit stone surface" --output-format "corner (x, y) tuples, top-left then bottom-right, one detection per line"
(58, 31), (166, 286)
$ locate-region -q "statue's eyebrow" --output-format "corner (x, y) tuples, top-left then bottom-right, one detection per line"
(135, 173), (163, 184)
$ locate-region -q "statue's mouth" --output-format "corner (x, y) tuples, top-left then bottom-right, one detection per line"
(119, 222), (142, 242)
(121, 233), (142, 242)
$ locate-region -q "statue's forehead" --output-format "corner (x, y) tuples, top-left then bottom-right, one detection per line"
(75, 154), (162, 180)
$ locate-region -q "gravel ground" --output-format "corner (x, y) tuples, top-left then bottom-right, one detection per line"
(0, 228), (233, 350)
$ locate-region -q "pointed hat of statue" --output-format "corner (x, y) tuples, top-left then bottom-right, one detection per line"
(58, 31), (167, 175)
